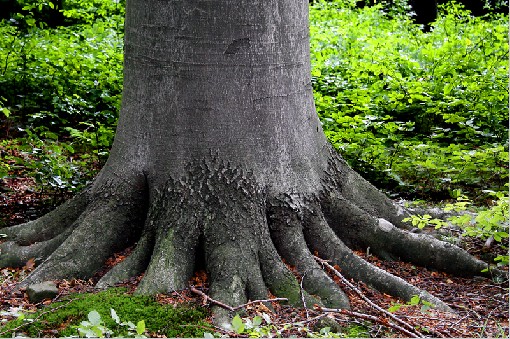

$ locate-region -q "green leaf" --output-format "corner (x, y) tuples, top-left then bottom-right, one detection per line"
(231, 314), (245, 334)
(388, 304), (402, 313)
(110, 308), (120, 324)
(204, 333), (215, 338)
(92, 326), (105, 337)
(1, 107), (10, 117)
(252, 316), (262, 327)
(409, 295), (420, 306)
(88, 310), (102, 326)
(136, 320), (146, 335)
(26, 17), (36, 26)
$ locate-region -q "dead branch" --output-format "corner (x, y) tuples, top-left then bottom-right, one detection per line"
(299, 271), (309, 319)
(189, 285), (287, 312)
(313, 255), (434, 337)
(232, 297), (288, 311)
(314, 305), (423, 338)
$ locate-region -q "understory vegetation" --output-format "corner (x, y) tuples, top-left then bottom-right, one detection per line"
(0, 287), (210, 337)
(0, 0), (508, 337)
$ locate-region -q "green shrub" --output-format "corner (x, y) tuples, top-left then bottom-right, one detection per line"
(0, 9), (123, 137)
(404, 190), (509, 268)
(310, 0), (508, 201)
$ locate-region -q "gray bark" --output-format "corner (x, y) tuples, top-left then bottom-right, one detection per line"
(0, 0), (499, 325)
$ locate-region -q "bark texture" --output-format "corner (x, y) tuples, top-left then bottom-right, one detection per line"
(0, 0), (498, 326)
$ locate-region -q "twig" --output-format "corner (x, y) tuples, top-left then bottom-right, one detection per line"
(315, 305), (422, 338)
(232, 298), (288, 311)
(189, 286), (287, 312)
(314, 255), (432, 337)
(190, 286), (235, 311)
(299, 271), (309, 319)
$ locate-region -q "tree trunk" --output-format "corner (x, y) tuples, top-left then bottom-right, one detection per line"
(0, 0), (497, 326)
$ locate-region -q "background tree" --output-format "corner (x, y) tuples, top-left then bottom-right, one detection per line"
(0, 0), (499, 324)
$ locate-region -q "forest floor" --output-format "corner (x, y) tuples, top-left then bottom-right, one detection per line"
(0, 176), (508, 338)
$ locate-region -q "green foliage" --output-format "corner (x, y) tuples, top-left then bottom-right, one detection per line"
(1, 128), (96, 194)
(60, 0), (125, 25)
(388, 295), (434, 313)
(74, 310), (114, 338)
(0, 0), (123, 139)
(65, 122), (116, 163)
(0, 288), (210, 338)
(403, 191), (509, 267)
(73, 309), (147, 338)
(205, 313), (368, 338)
(310, 0), (508, 201)
(0, 0), (123, 193)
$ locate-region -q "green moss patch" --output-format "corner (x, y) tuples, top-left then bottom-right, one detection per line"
(0, 288), (210, 338)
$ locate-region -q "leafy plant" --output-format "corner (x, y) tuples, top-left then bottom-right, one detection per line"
(74, 309), (146, 338)
(404, 191), (509, 267)
(388, 295), (435, 313)
(310, 0), (508, 201)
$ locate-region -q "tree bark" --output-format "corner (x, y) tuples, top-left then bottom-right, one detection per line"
(0, 0), (498, 326)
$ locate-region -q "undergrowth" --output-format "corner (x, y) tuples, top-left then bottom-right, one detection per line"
(310, 0), (508, 201)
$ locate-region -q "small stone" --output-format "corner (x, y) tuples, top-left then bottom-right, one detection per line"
(312, 316), (343, 333)
(26, 281), (59, 303)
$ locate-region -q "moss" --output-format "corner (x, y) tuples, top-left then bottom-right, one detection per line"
(341, 324), (370, 338)
(0, 288), (211, 338)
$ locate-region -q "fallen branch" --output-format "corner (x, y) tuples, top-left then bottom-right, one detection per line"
(314, 255), (433, 338)
(314, 305), (422, 338)
(189, 285), (288, 312)
(299, 271), (309, 319)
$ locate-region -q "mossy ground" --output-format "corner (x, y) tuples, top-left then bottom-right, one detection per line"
(0, 288), (211, 337)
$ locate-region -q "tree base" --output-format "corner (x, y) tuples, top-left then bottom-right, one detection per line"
(0, 150), (499, 325)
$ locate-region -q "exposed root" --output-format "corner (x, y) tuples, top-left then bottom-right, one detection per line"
(268, 197), (350, 308)
(0, 230), (71, 268)
(314, 256), (440, 337)
(13, 174), (148, 288)
(96, 230), (154, 289)
(302, 204), (451, 311)
(1, 153), (501, 328)
(324, 150), (411, 229)
(258, 233), (317, 308)
(0, 188), (90, 245)
(323, 191), (490, 277)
